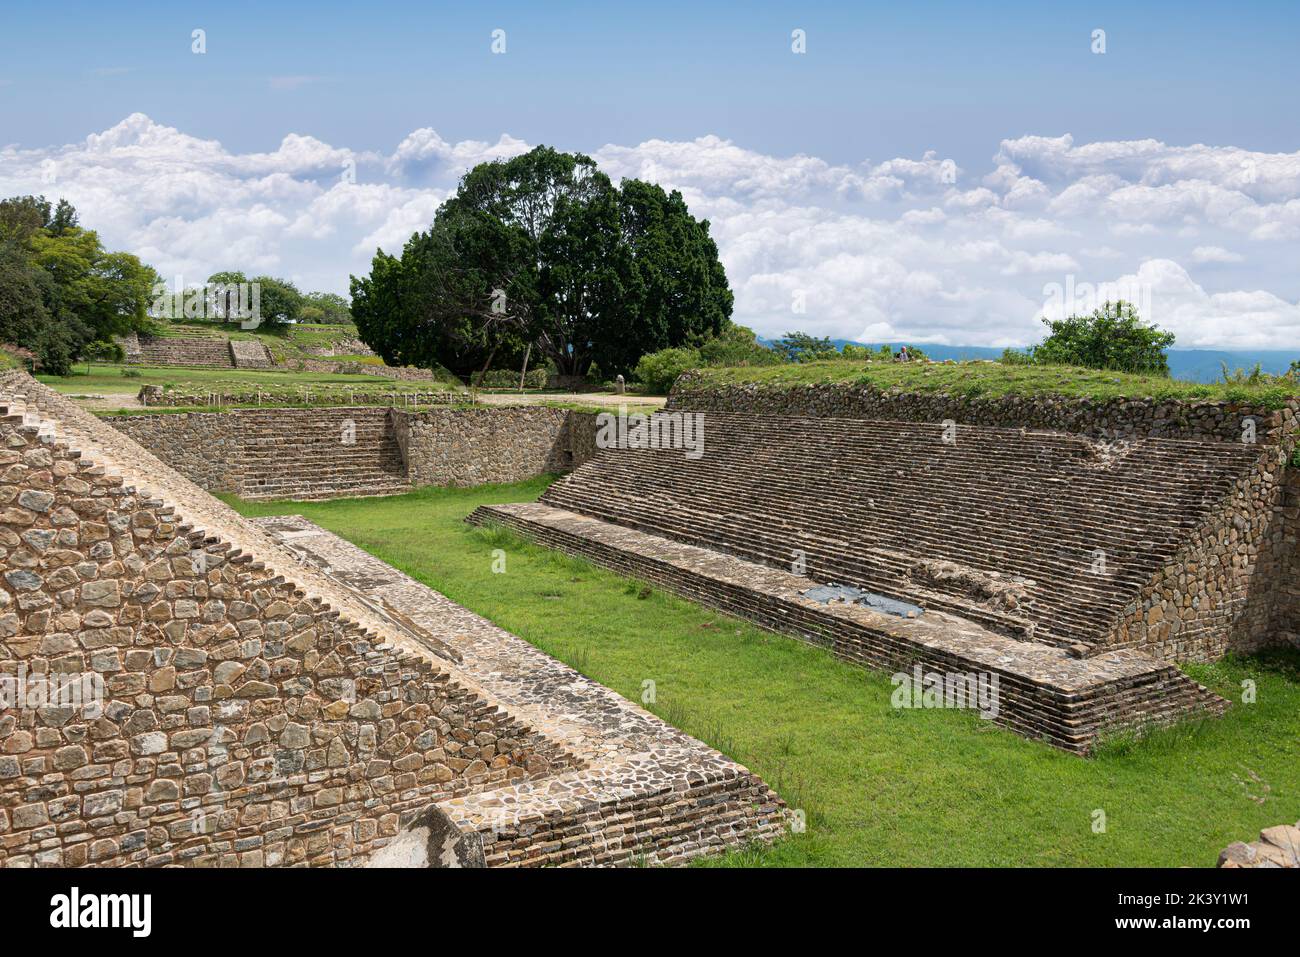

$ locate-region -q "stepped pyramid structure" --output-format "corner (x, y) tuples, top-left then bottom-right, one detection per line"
(472, 385), (1300, 753)
(0, 371), (785, 867)
(120, 331), (274, 369)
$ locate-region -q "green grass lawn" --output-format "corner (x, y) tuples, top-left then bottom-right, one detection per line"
(678, 360), (1300, 408)
(223, 479), (1300, 867)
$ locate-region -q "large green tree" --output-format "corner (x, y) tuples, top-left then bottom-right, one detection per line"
(350, 146), (733, 381)
(0, 195), (157, 373)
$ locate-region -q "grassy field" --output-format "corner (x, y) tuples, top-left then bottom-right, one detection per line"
(678, 359), (1300, 408)
(223, 480), (1300, 868)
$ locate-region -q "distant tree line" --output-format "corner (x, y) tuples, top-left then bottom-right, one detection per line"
(155, 270), (353, 328)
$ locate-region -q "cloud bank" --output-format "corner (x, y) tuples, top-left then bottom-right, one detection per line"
(3, 115), (1298, 349)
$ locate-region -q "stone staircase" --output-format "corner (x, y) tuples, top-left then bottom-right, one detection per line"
(468, 502), (1228, 754)
(536, 412), (1262, 652)
(230, 408), (410, 500)
(132, 333), (235, 368)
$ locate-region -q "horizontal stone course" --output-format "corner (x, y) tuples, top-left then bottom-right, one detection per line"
(541, 410), (1268, 655)
(109, 406), (600, 501)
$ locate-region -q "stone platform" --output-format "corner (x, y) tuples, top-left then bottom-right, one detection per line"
(468, 502), (1228, 754)
(255, 514), (789, 865)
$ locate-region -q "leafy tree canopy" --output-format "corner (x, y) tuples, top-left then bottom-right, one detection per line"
(0, 195), (157, 373)
(351, 145), (733, 382)
(773, 331), (838, 363)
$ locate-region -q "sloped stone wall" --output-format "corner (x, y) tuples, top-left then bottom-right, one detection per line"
(0, 397), (570, 867)
(668, 373), (1299, 443)
(1102, 438), (1300, 660)
(228, 339), (273, 369)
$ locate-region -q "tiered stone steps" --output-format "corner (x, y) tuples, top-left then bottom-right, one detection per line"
(469, 502), (1228, 754)
(131, 333), (235, 368)
(538, 412), (1261, 651)
(230, 408), (411, 500)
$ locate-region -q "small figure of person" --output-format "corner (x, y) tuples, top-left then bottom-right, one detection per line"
(897, 345), (911, 362)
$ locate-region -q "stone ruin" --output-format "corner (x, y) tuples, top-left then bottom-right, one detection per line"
(473, 383), (1300, 753)
(0, 371), (786, 867)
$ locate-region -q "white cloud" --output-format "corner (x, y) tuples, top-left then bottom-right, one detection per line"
(2, 115), (1299, 348)
(1191, 245), (1244, 264)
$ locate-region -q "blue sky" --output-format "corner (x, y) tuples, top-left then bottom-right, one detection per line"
(2, 1), (1299, 349)
(5, 1), (1296, 165)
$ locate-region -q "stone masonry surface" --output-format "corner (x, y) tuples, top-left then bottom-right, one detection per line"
(533, 410), (1290, 659)
(255, 515), (787, 866)
(469, 502), (1228, 754)
(470, 390), (1300, 751)
(669, 373), (1300, 443)
(0, 370), (785, 866)
(108, 407), (601, 501)
(395, 408), (598, 488)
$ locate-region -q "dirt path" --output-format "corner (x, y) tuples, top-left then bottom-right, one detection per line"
(475, 391), (666, 410)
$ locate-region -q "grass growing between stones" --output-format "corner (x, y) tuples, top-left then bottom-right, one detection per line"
(225, 480), (1300, 867)
(679, 360), (1300, 408)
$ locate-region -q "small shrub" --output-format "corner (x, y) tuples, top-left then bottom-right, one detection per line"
(120, 367), (142, 378)
(634, 347), (701, 394)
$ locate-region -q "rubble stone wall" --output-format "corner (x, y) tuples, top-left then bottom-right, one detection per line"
(394, 407), (600, 487)
(0, 405), (569, 867)
(1103, 438), (1300, 660)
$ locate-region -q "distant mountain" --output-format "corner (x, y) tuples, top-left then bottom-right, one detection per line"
(755, 337), (1298, 384)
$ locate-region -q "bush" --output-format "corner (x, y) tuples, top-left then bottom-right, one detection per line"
(773, 332), (838, 363)
(697, 325), (781, 367)
(635, 347), (701, 394)
(1031, 300), (1173, 375)
(120, 367), (142, 378)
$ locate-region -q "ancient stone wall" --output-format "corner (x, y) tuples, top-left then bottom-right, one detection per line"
(105, 413), (244, 492)
(0, 370), (787, 867)
(0, 383), (570, 867)
(668, 373), (1298, 443)
(394, 407), (598, 487)
(108, 406), (600, 498)
(228, 340), (273, 369)
(1102, 436), (1300, 660)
